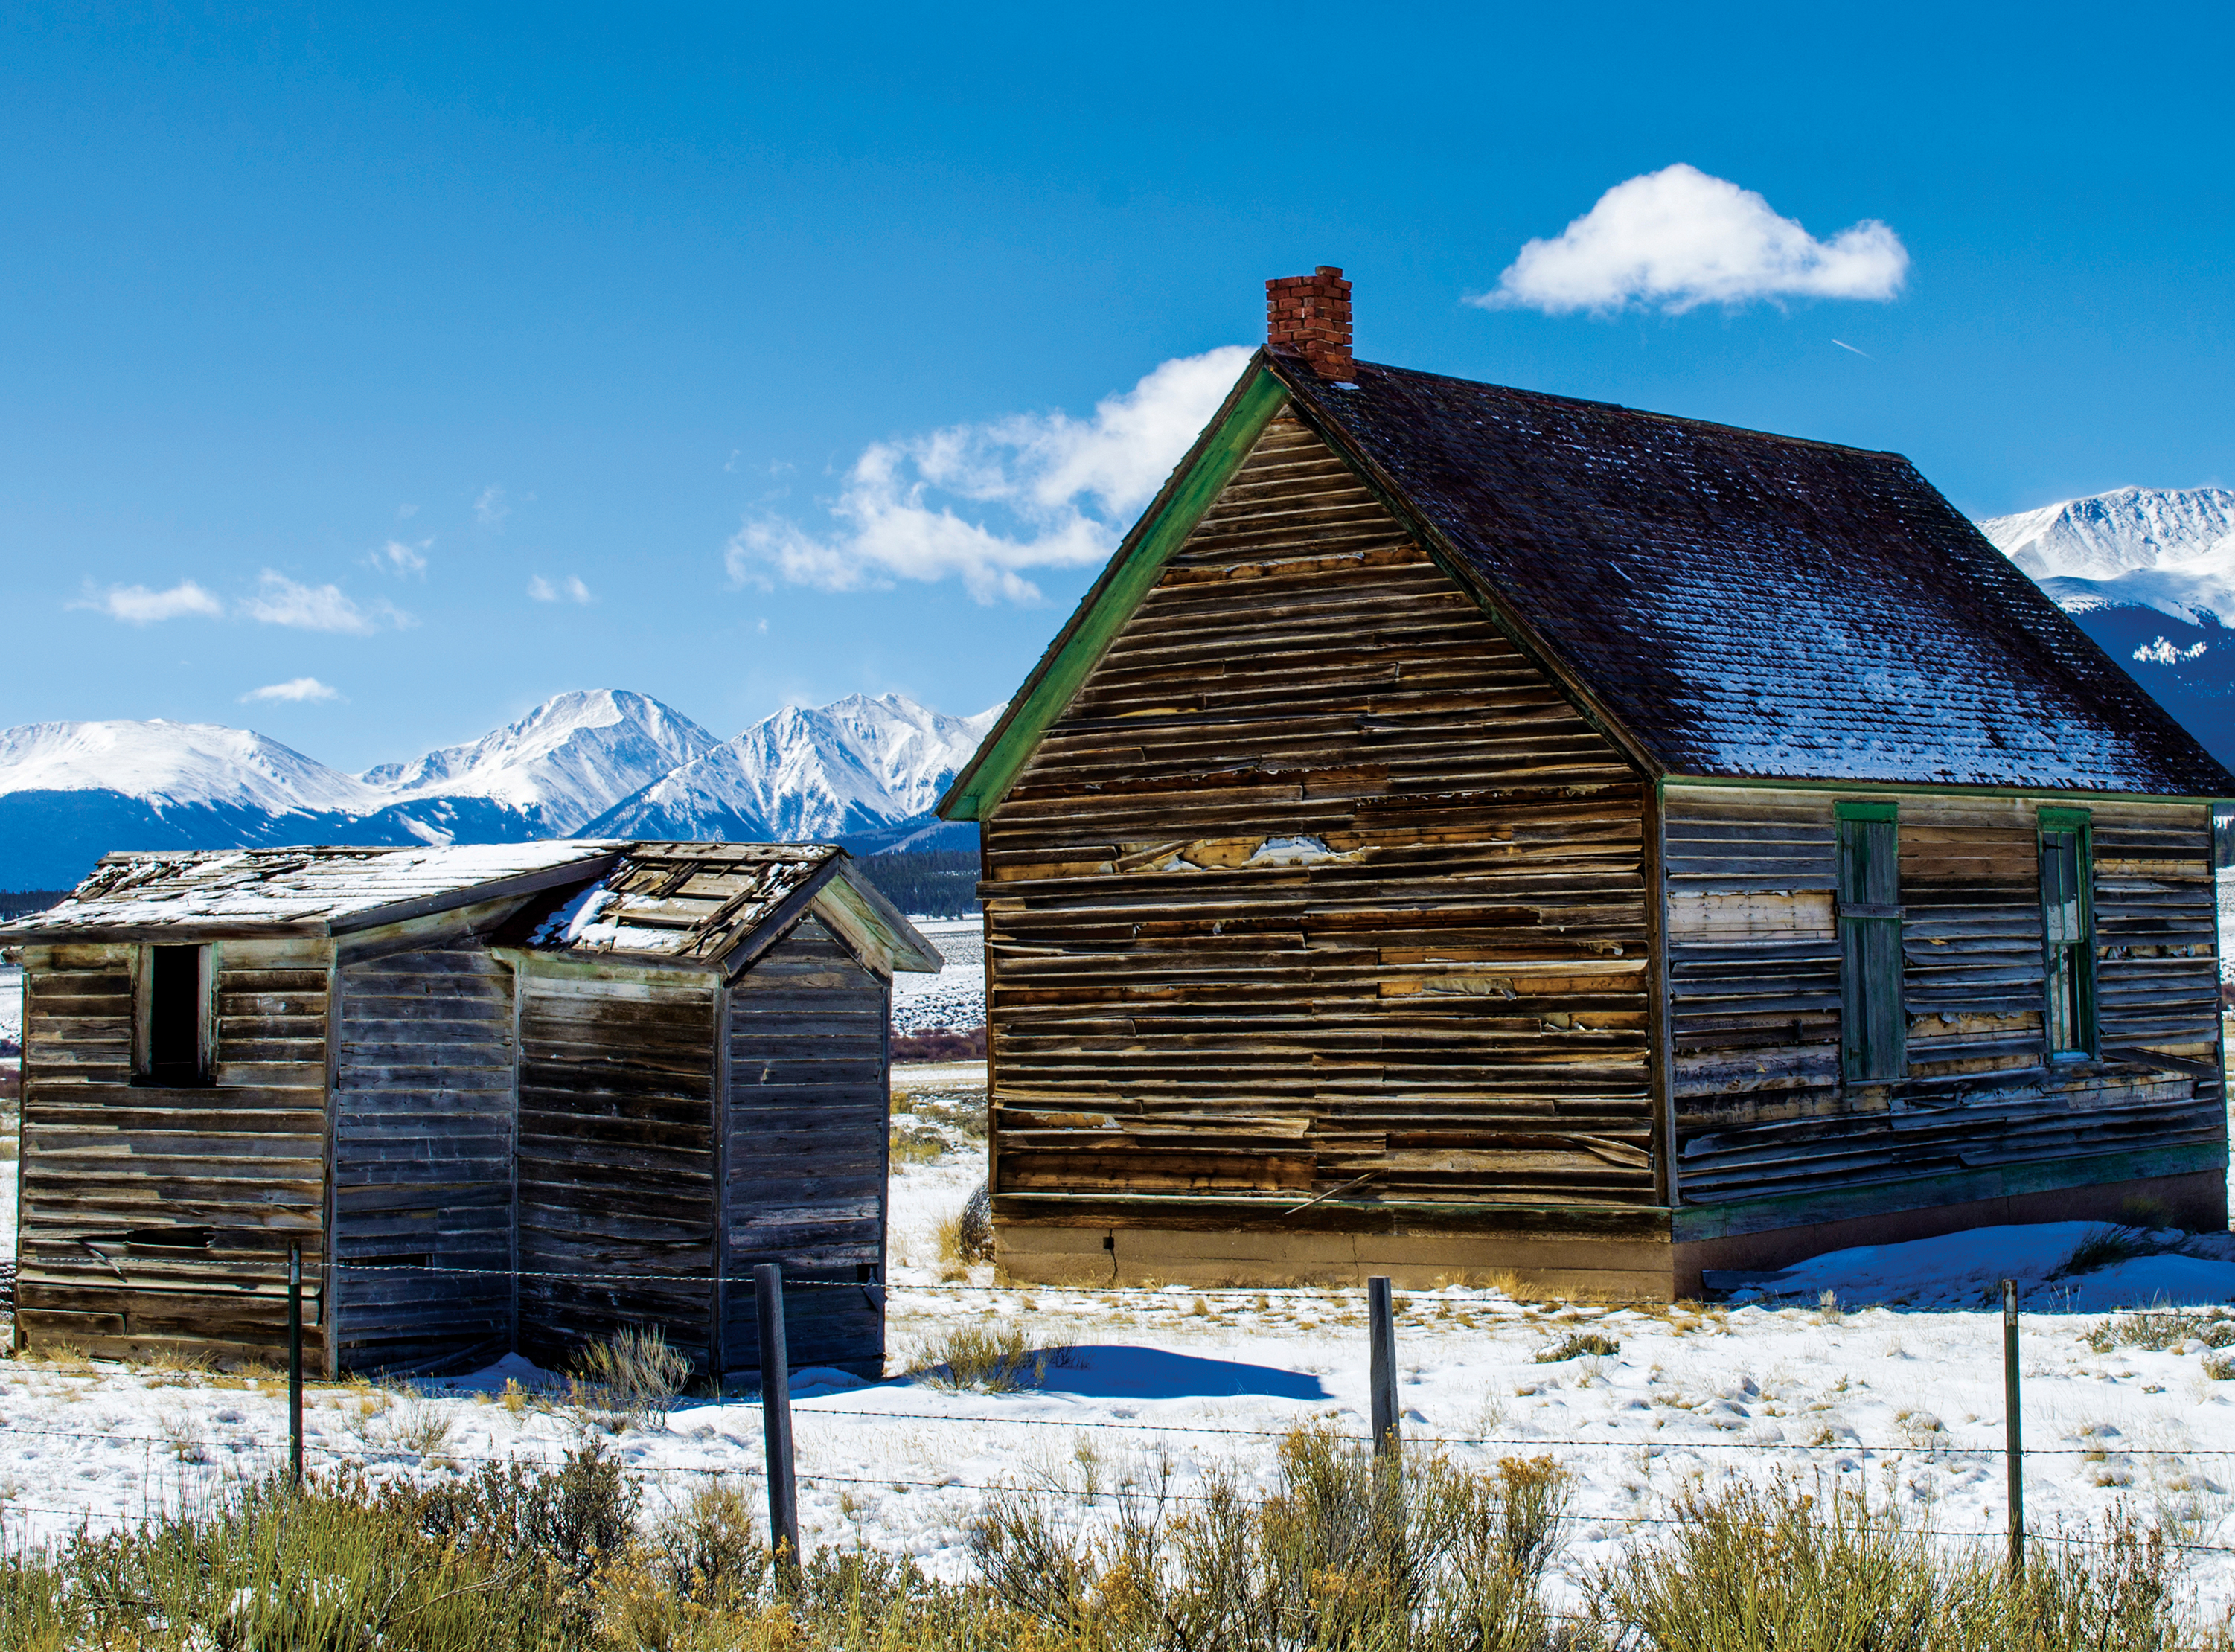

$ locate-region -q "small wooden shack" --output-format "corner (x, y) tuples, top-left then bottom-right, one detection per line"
(1, 839), (937, 1375)
(938, 269), (2234, 1297)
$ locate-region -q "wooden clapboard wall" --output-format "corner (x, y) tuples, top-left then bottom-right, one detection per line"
(981, 413), (1656, 1217)
(13, 938), (329, 1363)
(720, 918), (889, 1376)
(330, 944), (515, 1374)
(514, 961), (718, 1371)
(1666, 786), (2224, 1208)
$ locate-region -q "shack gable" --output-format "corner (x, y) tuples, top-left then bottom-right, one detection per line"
(982, 412), (1658, 1271)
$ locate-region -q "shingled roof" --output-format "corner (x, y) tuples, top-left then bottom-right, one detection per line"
(1283, 359), (2231, 794)
(944, 350), (2234, 813)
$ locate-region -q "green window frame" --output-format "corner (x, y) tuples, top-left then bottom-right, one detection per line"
(1837, 800), (1905, 1083)
(2037, 807), (2097, 1060)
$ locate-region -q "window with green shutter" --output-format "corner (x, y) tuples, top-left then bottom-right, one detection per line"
(2038, 808), (2097, 1058)
(1837, 801), (1904, 1083)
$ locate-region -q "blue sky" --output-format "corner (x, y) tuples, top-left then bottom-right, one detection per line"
(4, 2), (2230, 772)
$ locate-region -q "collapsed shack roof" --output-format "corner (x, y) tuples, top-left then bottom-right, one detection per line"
(0, 840), (943, 978)
(500, 841), (941, 979)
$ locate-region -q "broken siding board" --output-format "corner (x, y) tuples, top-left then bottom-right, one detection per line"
(980, 414), (1652, 1223)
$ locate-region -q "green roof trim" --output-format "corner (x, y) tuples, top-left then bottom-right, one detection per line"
(942, 365), (1291, 820)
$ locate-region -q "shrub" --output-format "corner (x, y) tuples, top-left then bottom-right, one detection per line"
(1588, 1476), (2179, 1652)
(572, 1324), (692, 1426)
(891, 1123), (947, 1165)
(957, 1184), (995, 1261)
(648, 1476), (770, 1607)
(1535, 1331), (1620, 1363)
(2053, 1224), (2161, 1280)
(2085, 1307), (2235, 1354)
(968, 1424), (1572, 1651)
(7, 1474), (557, 1651)
(913, 1322), (1067, 1392)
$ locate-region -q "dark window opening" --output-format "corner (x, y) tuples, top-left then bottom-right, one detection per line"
(1838, 803), (1905, 1082)
(2040, 819), (2097, 1058)
(144, 944), (209, 1085)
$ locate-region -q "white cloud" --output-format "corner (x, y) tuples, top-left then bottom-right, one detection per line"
(1474, 164), (1909, 316)
(71, 580), (225, 624)
(476, 484), (510, 527)
(243, 571), (409, 634)
(528, 574), (593, 604)
(240, 676), (342, 703)
(371, 539), (429, 577)
(728, 345), (1253, 604)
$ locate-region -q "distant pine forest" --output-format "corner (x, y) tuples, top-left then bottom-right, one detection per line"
(854, 849), (979, 918)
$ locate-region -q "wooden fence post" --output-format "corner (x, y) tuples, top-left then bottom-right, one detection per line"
(755, 1263), (801, 1582)
(288, 1241), (304, 1487)
(2003, 1277), (2023, 1573)
(1368, 1276), (1398, 1460)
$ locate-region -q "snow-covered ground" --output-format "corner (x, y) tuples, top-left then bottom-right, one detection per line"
(892, 917), (985, 1032)
(15, 1131), (2235, 1613)
(0, 964), (20, 1048)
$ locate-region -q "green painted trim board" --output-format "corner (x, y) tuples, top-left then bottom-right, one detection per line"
(946, 368), (1291, 819)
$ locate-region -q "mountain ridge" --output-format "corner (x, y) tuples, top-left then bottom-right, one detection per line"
(1977, 485), (2235, 773)
(0, 691), (1000, 890)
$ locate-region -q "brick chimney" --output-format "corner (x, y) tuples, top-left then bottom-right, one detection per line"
(1266, 266), (1352, 380)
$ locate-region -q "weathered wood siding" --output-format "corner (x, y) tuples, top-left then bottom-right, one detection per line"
(331, 944), (515, 1374)
(514, 962), (718, 1371)
(13, 939), (329, 1363)
(980, 413), (1655, 1219)
(1666, 787), (2225, 1211)
(720, 918), (889, 1376)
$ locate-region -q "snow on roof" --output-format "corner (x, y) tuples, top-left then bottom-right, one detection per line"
(1279, 359), (2235, 795)
(0, 841), (620, 938)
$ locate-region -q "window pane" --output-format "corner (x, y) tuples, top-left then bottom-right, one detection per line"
(2045, 944), (2080, 1054)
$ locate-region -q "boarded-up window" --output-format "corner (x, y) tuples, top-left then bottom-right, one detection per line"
(138, 943), (213, 1086)
(2039, 810), (2097, 1058)
(1837, 801), (1903, 1082)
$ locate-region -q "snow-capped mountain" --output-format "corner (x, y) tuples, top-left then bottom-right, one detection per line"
(362, 689), (720, 833)
(1978, 486), (2235, 773)
(0, 720), (544, 891)
(1980, 487), (2235, 625)
(0, 691), (1000, 891)
(588, 694), (1002, 847)
(0, 720), (385, 815)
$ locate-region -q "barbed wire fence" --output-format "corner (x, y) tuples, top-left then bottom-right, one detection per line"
(6, 1260), (2235, 1589)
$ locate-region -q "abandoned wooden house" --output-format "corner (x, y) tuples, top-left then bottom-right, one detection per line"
(1, 839), (936, 1374)
(939, 267), (2234, 1297)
